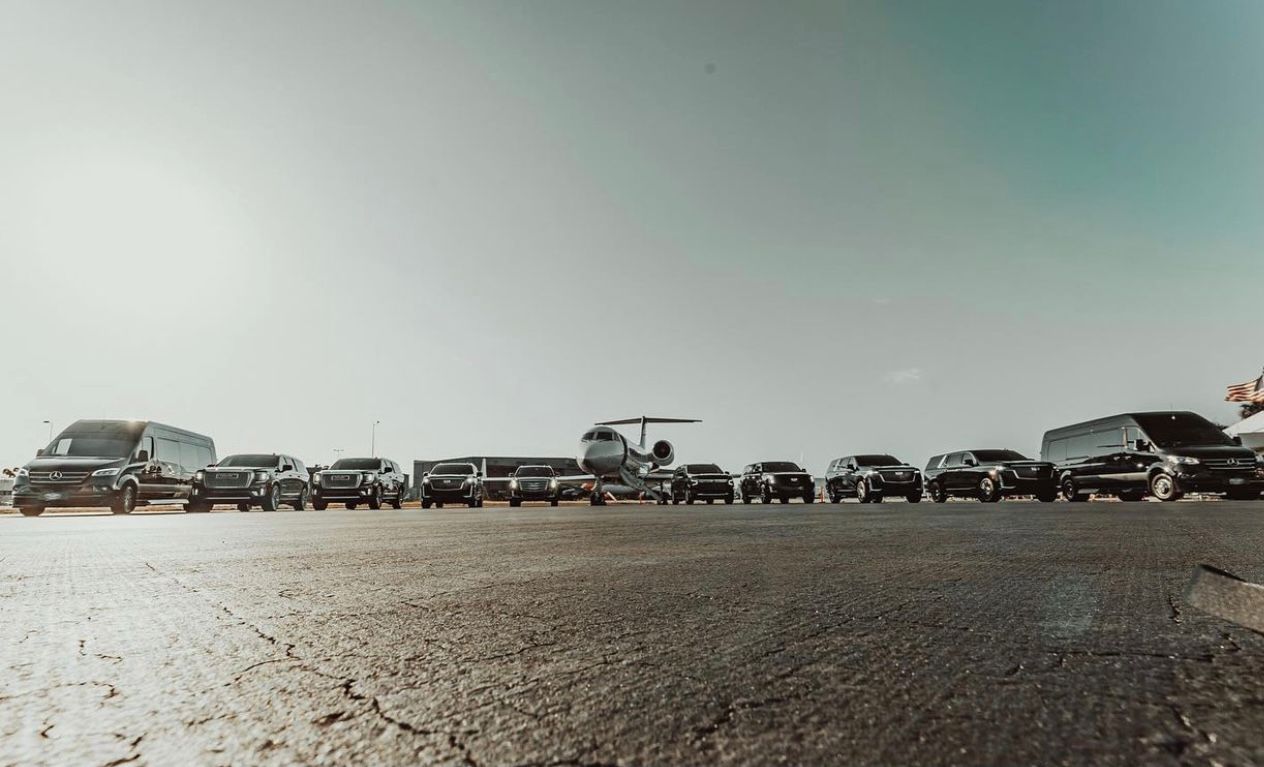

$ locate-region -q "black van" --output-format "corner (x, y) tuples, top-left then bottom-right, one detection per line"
(1041, 411), (1263, 502)
(13, 420), (216, 516)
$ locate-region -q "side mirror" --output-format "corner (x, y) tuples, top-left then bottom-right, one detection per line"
(1231, 435), (1243, 447)
(282, 465), (295, 472)
(35, 448), (44, 457)
(1133, 439), (1151, 452)
(963, 458), (978, 467)
(136, 450), (149, 463)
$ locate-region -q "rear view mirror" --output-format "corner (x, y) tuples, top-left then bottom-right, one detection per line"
(963, 458), (977, 467)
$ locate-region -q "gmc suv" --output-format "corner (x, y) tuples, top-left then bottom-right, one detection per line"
(924, 449), (1057, 503)
(825, 454), (922, 503)
(311, 457), (407, 510)
(670, 463), (735, 504)
(188, 453), (310, 511)
(738, 462), (815, 504)
(421, 462), (485, 508)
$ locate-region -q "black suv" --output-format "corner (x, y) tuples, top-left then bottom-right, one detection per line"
(924, 449), (1057, 503)
(670, 463), (735, 504)
(421, 462), (485, 508)
(738, 462), (815, 504)
(188, 453), (310, 512)
(825, 454), (922, 504)
(1042, 411), (1264, 502)
(311, 457), (407, 510)
(508, 465), (560, 507)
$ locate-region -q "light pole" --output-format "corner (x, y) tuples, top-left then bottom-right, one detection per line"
(42, 420), (52, 443)
(371, 420), (381, 457)
(332, 448), (344, 464)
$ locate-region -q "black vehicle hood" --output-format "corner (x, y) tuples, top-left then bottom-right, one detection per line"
(690, 473), (731, 480)
(992, 460), (1054, 469)
(23, 456), (125, 473)
(1162, 445), (1257, 461)
(866, 465), (919, 472)
(764, 471), (812, 478)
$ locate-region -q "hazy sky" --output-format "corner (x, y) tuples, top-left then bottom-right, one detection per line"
(2, 0), (1262, 473)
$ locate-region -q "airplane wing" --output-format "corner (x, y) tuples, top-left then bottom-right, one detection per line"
(597, 417), (701, 426)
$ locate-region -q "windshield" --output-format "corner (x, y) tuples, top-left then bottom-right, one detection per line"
(218, 454), (279, 468)
(1134, 413), (1235, 449)
(44, 436), (136, 459)
(687, 464), (723, 474)
(856, 454), (901, 467)
(332, 458), (381, 471)
(515, 466), (555, 478)
(432, 463), (475, 475)
(762, 462), (803, 473)
(972, 450), (1029, 462)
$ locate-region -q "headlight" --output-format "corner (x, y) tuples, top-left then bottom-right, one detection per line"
(92, 467), (121, 477)
(764, 474), (776, 483)
(1168, 456), (1200, 466)
(422, 476), (430, 485)
(992, 466), (1005, 472)
(364, 472), (377, 483)
(550, 479), (559, 488)
(17, 467), (29, 478)
(311, 473), (321, 485)
(253, 470), (271, 482)
(510, 479), (518, 489)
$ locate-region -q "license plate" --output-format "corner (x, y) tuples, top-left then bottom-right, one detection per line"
(43, 492), (62, 501)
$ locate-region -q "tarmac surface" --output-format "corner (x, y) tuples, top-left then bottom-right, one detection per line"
(3, 501), (1264, 766)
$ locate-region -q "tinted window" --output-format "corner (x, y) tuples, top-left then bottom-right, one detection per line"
(515, 466), (555, 478)
(156, 438), (183, 465)
(855, 454), (901, 467)
(1134, 412), (1234, 449)
(292, 458), (306, 473)
(687, 464), (723, 474)
(944, 452), (965, 467)
(220, 454), (280, 468)
(431, 463), (475, 475)
(972, 450), (1029, 462)
(925, 455), (943, 470)
(762, 462), (802, 472)
(46, 436), (137, 458)
(332, 458), (382, 470)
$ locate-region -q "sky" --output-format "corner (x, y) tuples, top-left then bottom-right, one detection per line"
(2, 0), (1263, 473)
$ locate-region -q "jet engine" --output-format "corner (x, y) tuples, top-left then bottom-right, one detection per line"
(650, 439), (675, 466)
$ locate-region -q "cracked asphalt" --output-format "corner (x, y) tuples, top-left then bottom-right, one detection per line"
(3, 501), (1264, 766)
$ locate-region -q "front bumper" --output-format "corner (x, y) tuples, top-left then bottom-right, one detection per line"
(1174, 470), (1264, 494)
(683, 483), (734, 498)
(423, 486), (478, 502)
(313, 484), (379, 502)
(14, 482), (120, 508)
(995, 473), (1057, 496)
(869, 475), (923, 493)
(190, 483), (272, 503)
(768, 479), (814, 496)
(511, 486), (559, 500)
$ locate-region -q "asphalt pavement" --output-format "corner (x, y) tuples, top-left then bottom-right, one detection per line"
(3, 501), (1264, 766)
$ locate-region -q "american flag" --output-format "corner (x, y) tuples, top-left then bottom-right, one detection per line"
(1226, 373), (1264, 403)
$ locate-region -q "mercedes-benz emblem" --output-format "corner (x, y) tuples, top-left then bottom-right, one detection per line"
(50, 471), (63, 480)
(1227, 458), (1239, 466)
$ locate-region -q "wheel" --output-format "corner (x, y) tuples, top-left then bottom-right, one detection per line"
(293, 488), (308, 511)
(368, 491), (382, 510)
(391, 489), (404, 510)
(313, 499), (328, 511)
(185, 502), (211, 513)
(1150, 473), (1182, 502)
(686, 492), (695, 505)
(1227, 488), (1260, 501)
(802, 493), (814, 504)
(977, 476), (1001, 503)
(237, 503), (251, 512)
(1117, 490), (1145, 502)
(476, 496), (484, 508)
(467, 497), (477, 508)
(1061, 477), (1088, 502)
(435, 502), (444, 508)
(725, 495), (734, 505)
(779, 495), (789, 504)
(906, 492), (922, 504)
(856, 479), (871, 504)
(828, 487), (841, 504)
(1035, 491), (1058, 503)
(509, 498), (521, 508)
(705, 498), (713, 504)
(421, 499), (432, 509)
(929, 481), (947, 503)
(18, 506), (44, 517)
(262, 485), (282, 512)
(550, 498), (559, 507)
(761, 486), (772, 504)
(111, 485), (137, 515)
(345, 502), (358, 510)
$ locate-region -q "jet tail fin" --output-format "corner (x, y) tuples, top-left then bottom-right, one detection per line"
(596, 416), (701, 447)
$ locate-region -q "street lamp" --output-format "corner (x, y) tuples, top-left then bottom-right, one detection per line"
(332, 448), (344, 463)
(42, 420), (52, 442)
(371, 420), (382, 457)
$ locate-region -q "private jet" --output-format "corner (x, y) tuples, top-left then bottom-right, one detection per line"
(567, 416), (700, 505)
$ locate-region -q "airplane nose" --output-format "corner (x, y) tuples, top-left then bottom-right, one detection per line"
(579, 442), (620, 475)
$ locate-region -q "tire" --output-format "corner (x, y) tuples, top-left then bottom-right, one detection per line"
(509, 498), (521, 508)
(1035, 492), (1058, 503)
(293, 489), (308, 511)
(761, 486), (772, 504)
(550, 498), (559, 507)
(1227, 488), (1260, 501)
(391, 489), (404, 510)
(237, 503), (251, 512)
(185, 502), (211, 513)
(368, 491), (382, 511)
(1150, 473), (1182, 502)
(476, 496), (484, 508)
(435, 502), (444, 509)
(686, 493), (695, 505)
(779, 495), (789, 504)
(262, 485), (282, 512)
(1062, 477), (1087, 503)
(856, 479), (871, 504)
(313, 499), (328, 511)
(421, 499), (432, 509)
(929, 481), (947, 504)
(802, 493), (814, 504)
(19, 506), (44, 517)
(705, 498), (713, 504)
(345, 502), (358, 510)
(828, 487), (841, 504)
(725, 495), (733, 505)
(467, 497), (477, 508)
(1117, 490), (1145, 502)
(111, 485), (137, 515)
(906, 492), (922, 504)
(977, 476), (1001, 503)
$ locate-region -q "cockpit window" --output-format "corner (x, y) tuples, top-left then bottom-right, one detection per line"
(582, 430), (598, 441)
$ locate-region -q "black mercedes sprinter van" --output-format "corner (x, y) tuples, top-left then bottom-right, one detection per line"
(13, 420), (216, 516)
(1041, 411), (1262, 502)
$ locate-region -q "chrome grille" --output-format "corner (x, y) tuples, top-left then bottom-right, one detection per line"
(323, 473), (361, 489)
(205, 470), (252, 489)
(1204, 457), (1254, 471)
(520, 479), (548, 492)
(879, 469), (914, 481)
(432, 477), (464, 490)
(28, 471), (90, 485)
